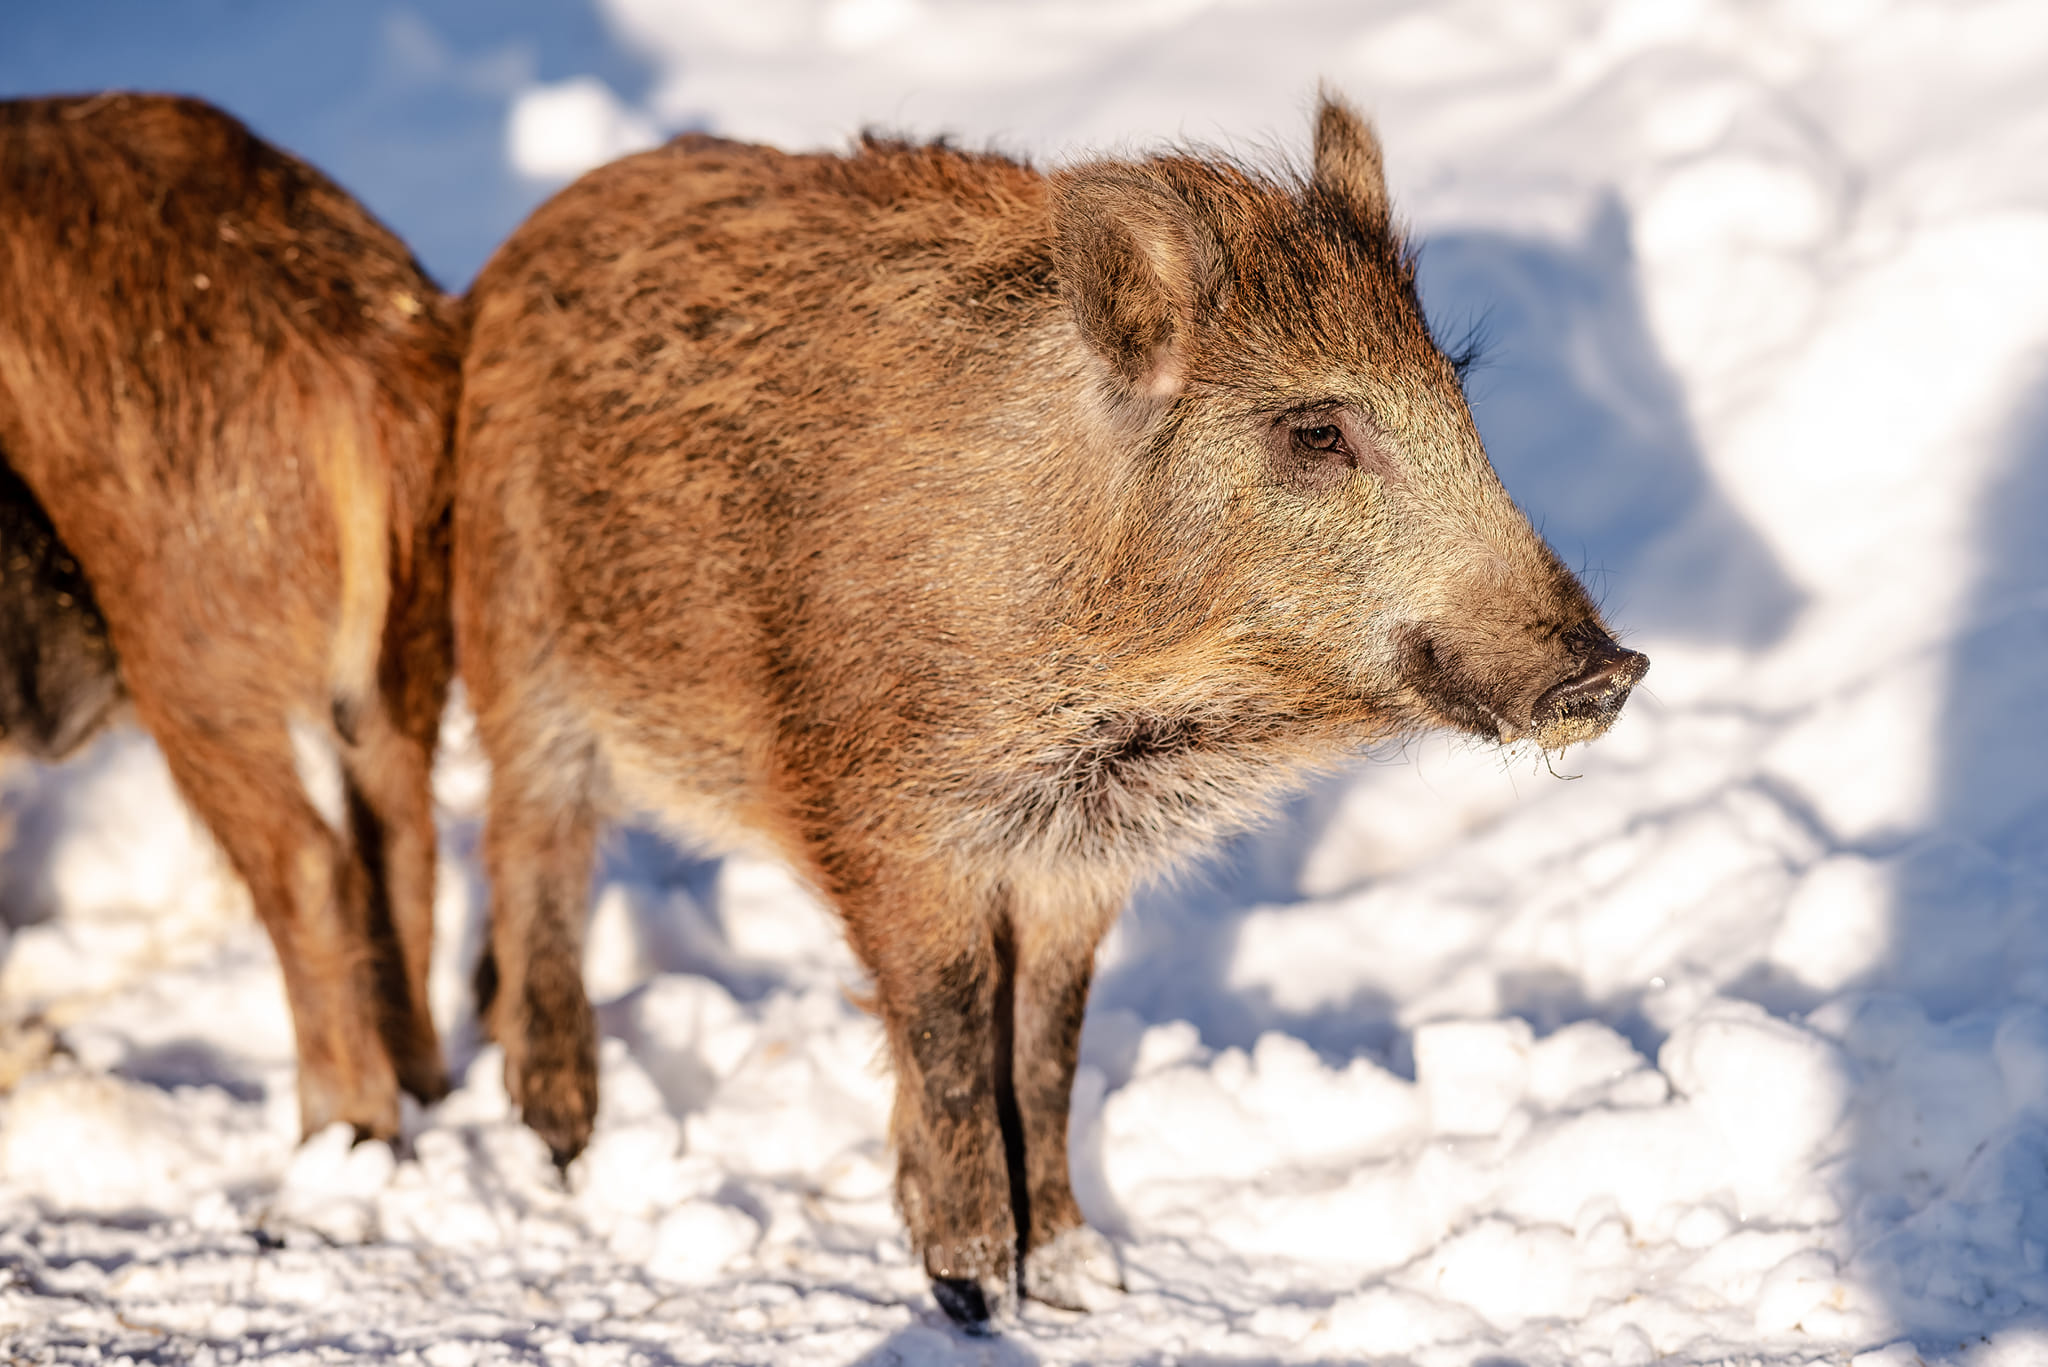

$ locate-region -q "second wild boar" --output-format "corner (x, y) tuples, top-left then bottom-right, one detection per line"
(0, 94), (463, 1141)
(455, 94), (1647, 1328)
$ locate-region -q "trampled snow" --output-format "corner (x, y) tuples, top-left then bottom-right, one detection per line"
(5, 1), (2048, 1363)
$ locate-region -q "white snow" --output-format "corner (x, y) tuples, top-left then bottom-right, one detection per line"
(6, 1), (2048, 1363)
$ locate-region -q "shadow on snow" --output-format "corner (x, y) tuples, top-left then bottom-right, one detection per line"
(1847, 359), (2048, 1352)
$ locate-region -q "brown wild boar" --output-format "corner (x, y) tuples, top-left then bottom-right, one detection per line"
(0, 94), (462, 1140)
(0, 459), (125, 762)
(456, 93), (1646, 1328)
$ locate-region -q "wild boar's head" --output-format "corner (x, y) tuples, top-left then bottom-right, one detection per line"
(1047, 94), (1647, 753)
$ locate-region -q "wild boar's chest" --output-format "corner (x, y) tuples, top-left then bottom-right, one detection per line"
(977, 705), (1302, 873)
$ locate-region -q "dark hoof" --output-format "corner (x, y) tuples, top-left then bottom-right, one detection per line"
(511, 1060), (597, 1169)
(521, 1098), (593, 1171)
(397, 1056), (451, 1107)
(932, 1276), (1000, 1334)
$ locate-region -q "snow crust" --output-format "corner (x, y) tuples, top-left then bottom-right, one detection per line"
(7, 1), (2048, 1363)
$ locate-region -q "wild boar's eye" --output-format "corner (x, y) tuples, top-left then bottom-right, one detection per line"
(1266, 411), (1376, 495)
(1292, 424), (1352, 461)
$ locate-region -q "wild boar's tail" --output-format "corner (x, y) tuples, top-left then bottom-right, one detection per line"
(317, 409), (393, 748)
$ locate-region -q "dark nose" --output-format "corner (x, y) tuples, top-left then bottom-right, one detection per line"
(1533, 636), (1649, 730)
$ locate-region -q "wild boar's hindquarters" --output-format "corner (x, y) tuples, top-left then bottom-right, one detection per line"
(456, 94), (1644, 1329)
(0, 94), (462, 1140)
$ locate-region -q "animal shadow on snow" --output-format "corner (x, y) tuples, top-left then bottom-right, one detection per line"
(845, 1336), (1512, 1367)
(436, 816), (764, 1091)
(1927, 364), (2048, 867)
(1088, 196), (1801, 1069)
(844, 1320), (1045, 1366)
(1849, 358), (2048, 1351)
(0, 730), (154, 935)
(844, 1334), (1444, 1367)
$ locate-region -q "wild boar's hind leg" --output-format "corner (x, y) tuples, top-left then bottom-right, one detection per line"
(336, 514), (456, 1108)
(143, 701), (399, 1139)
(338, 704), (450, 1106)
(480, 745), (601, 1167)
(841, 866), (1019, 1330)
(1012, 884), (1127, 1311)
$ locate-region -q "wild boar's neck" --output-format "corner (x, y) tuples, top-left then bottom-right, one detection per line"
(964, 321), (1226, 673)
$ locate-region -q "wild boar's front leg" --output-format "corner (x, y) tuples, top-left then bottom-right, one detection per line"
(842, 867), (1018, 1329)
(1012, 884), (1126, 1311)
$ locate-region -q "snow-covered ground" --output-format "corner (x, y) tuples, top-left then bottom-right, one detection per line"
(7, 1), (2048, 1362)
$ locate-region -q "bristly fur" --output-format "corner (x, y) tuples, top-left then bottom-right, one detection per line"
(1440, 309), (1494, 389)
(0, 93), (464, 1142)
(456, 89), (1644, 1326)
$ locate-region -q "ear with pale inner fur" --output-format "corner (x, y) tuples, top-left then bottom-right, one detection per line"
(1051, 165), (1227, 400)
(1313, 90), (1390, 228)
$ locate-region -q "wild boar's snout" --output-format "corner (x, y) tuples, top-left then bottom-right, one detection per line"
(1398, 614), (1649, 751)
(1530, 626), (1649, 750)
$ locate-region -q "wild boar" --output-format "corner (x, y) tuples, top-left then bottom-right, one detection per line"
(0, 459), (124, 761)
(456, 93), (1646, 1328)
(0, 94), (462, 1140)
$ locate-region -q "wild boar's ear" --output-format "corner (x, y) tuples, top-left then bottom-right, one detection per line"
(1051, 164), (1228, 400)
(1312, 89), (1390, 228)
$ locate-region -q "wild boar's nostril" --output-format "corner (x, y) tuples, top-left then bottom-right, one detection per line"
(1534, 638), (1650, 733)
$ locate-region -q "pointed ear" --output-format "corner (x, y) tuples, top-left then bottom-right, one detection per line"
(1312, 88), (1390, 227)
(1050, 165), (1228, 401)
